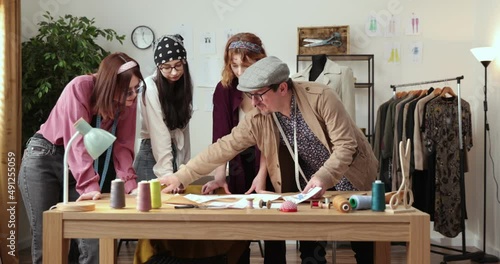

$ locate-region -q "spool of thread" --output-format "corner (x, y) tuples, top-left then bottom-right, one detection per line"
(371, 180), (386, 212)
(324, 196), (332, 205)
(310, 200), (320, 208)
(246, 198), (254, 209)
(137, 181), (152, 212)
(110, 179), (126, 209)
(149, 179), (162, 209)
(310, 200), (330, 209)
(332, 195), (351, 213)
(259, 200), (272, 209)
(349, 195), (372, 210)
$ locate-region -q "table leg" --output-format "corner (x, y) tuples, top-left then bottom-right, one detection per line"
(374, 241), (391, 264)
(99, 238), (117, 264)
(43, 211), (68, 264)
(407, 216), (430, 263)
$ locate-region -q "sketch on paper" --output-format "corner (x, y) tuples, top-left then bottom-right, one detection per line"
(366, 15), (381, 37)
(384, 15), (400, 37)
(405, 12), (421, 35)
(410, 42), (423, 63)
(385, 42), (401, 64)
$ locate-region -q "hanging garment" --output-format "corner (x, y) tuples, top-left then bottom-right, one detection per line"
(292, 59), (356, 121)
(424, 96), (472, 238)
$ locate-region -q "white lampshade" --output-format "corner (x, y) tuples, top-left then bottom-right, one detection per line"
(470, 47), (497, 62)
(74, 118), (117, 159)
(57, 118), (116, 211)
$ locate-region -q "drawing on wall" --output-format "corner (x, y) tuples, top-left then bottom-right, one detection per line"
(365, 15), (381, 36)
(224, 28), (238, 40)
(405, 12), (421, 35)
(199, 32), (216, 54)
(197, 55), (220, 88)
(173, 24), (194, 59)
(385, 42), (401, 64)
(410, 42), (423, 63)
(384, 15), (400, 37)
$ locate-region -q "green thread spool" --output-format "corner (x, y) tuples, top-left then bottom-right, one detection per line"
(371, 180), (386, 212)
(149, 179), (162, 209)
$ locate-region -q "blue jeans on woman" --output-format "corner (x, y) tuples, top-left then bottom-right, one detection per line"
(18, 135), (99, 264)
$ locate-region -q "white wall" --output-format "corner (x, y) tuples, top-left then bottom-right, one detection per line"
(20, 0), (500, 256)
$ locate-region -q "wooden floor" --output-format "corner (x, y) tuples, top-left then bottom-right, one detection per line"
(19, 240), (498, 263)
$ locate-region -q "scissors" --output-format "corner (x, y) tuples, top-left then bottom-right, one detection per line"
(303, 32), (343, 47)
(389, 139), (414, 209)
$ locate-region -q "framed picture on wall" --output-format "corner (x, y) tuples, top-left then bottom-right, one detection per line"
(298, 25), (350, 55)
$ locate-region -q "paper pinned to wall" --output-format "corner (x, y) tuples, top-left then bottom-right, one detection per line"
(410, 41), (423, 63)
(173, 24), (194, 59)
(224, 28), (239, 41)
(199, 31), (216, 54)
(197, 56), (221, 88)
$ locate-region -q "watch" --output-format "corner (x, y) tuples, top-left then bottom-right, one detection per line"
(131, 25), (155, 49)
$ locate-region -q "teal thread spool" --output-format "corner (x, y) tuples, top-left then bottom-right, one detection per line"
(349, 195), (372, 210)
(371, 180), (386, 212)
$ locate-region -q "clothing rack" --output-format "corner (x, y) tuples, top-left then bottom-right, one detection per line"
(390, 75), (485, 263)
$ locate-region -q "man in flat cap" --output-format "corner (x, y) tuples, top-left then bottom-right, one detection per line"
(160, 56), (377, 264)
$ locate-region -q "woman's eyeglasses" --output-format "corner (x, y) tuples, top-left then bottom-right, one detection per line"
(159, 62), (184, 73)
(126, 83), (143, 98)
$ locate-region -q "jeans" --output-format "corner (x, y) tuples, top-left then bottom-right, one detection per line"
(18, 135), (99, 264)
(134, 139), (157, 181)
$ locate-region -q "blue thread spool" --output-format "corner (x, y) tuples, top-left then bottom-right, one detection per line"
(349, 195), (372, 210)
(371, 180), (386, 212)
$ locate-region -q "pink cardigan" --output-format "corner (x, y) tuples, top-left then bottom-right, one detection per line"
(38, 75), (138, 194)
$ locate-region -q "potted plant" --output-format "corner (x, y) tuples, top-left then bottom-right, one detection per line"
(21, 12), (125, 145)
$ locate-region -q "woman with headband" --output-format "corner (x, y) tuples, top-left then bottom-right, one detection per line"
(202, 32), (269, 196)
(200, 32), (287, 264)
(18, 52), (144, 263)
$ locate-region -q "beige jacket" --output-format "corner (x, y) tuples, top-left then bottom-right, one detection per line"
(175, 81), (377, 192)
(292, 59), (356, 122)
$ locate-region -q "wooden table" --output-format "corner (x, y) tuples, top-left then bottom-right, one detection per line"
(43, 194), (430, 263)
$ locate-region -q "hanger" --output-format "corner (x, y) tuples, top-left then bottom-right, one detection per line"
(432, 87), (442, 96)
(396, 91), (408, 99)
(440, 86), (456, 98)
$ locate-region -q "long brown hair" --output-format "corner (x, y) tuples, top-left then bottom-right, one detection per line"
(221, 32), (267, 87)
(91, 52), (144, 119)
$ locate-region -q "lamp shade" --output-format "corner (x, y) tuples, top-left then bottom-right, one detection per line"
(74, 118), (116, 159)
(58, 118), (116, 211)
(470, 47), (497, 62)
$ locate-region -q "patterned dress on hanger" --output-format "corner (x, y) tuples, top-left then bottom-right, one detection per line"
(424, 96), (472, 238)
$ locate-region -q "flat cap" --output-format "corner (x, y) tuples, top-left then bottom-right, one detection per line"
(237, 56), (290, 92)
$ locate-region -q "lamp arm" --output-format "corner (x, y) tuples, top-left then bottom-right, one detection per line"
(63, 131), (81, 204)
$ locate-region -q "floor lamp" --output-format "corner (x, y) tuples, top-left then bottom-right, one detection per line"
(55, 118), (116, 211)
(470, 46), (500, 263)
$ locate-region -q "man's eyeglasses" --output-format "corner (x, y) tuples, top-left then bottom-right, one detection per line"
(244, 87), (273, 101)
(159, 62), (184, 73)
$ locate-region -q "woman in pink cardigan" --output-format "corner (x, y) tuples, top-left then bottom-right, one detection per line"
(18, 52), (144, 264)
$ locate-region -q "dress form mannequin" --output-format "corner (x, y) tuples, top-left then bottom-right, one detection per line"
(309, 54), (327, 81)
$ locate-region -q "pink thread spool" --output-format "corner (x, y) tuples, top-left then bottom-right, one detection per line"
(246, 198), (254, 209)
(137, 181), (152, 212)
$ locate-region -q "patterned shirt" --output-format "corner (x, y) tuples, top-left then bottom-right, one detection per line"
(275, 94), (356, 191)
